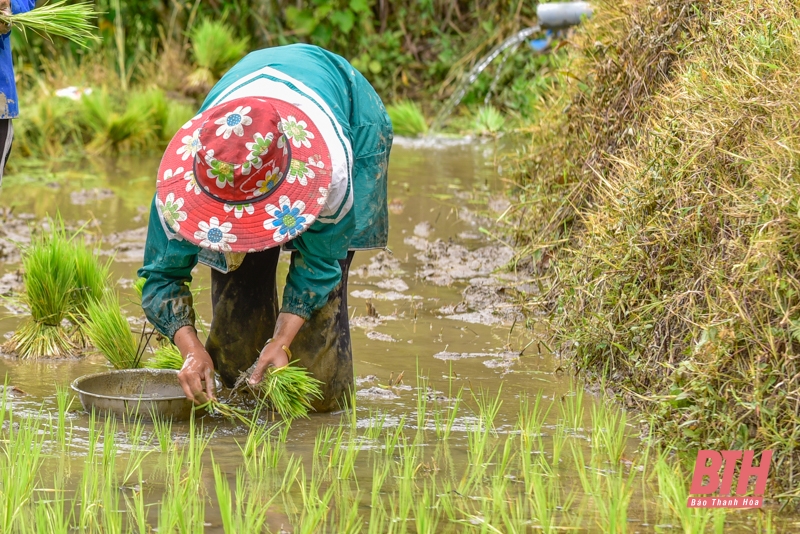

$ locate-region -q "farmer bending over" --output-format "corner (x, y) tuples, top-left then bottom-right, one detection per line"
(138, 44), (393, 409)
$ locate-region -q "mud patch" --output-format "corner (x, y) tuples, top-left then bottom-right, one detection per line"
(102, 227), (148, 263)
(356, 386), (400, 401)
(70, 188), (115, 205)
(413, 221), (433, 238)
(433, 350), (520, 361)
(355, 375), (378, 386)
(352, 251), (403, 279)
(415, 241), (514, 286)
(375, 278), (409, 292)
(350, 290), (420, 302)
(366, 331), (398, 343)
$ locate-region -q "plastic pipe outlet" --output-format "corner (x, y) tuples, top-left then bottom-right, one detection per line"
(536, 2), (593, 29)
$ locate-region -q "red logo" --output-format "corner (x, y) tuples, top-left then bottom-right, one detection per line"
(687, 450), (772, 508)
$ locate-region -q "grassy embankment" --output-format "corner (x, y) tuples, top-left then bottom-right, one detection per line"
(507, 0), (800, 496)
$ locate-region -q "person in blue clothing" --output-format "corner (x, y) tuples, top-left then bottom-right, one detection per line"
(0, 0), (35, 184)
(138, 44), (392, 411)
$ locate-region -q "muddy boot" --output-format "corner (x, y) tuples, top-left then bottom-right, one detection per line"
(290, 251), (355, 412)
(206, 248), (280, 387)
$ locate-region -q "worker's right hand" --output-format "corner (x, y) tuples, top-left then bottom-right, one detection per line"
(174, 326), (217, 405)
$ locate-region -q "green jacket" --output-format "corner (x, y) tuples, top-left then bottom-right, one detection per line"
(138, 44), (392, 341)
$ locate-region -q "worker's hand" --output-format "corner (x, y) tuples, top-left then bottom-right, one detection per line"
(248, 341), (290, 386)
(0, 0), (11, 35)
(174, 326), (217, 404)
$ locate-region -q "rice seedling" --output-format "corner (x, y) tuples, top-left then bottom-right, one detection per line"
(0, 409), (46, 532)
(212, 461), (274, 534)
(386, 100), (428, 137)
(591, 403), (629, 464)
(10, 223), (77, 358)
(145, 342), (183, 370)
(238, 420), (285, 473)
(473, 105), (505, 135)
(75, 411), (102, 532)
(188, 19), (249, 92)
(158, 415), (210, 533)
(54, 384), (72, 450)
(1, 1), (100, 47)
(82, 291), (141, 369)
(414, 482), (440, 534)
(559, 386), (584, 432)
(655, 453), (713, 533)
(365, 408), (388, 440)
(526, 457), (558, 534)
(384, 415), (407, 458)
(122, 417), (151, 486)
(150, 413), (173, 454)
(252, 360), (324, 420)
(472, 385), (503, 435)
(70, 237), (110, 319)
(415, 369), (429, 436)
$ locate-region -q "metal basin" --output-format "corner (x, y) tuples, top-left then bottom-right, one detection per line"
(71, 369), (193, 421)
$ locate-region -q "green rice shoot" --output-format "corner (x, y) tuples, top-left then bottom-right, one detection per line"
(255, 361), (324, 420)
(145, 343), (183, 370)
(70, 237), (110, 318)
(2, 1), (100, 48)
(386, 100), (428, 137)
(82, 291), (140, 369)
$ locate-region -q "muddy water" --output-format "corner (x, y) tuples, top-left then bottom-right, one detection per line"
(0, 142), (780, 532)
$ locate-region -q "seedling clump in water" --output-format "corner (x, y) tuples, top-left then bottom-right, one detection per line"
(252, 361), (324, 420)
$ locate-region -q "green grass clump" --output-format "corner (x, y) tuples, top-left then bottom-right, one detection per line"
(386, 100), (428, 137)
(473, 105), (505, 135)
(188, 19), (248, 92)
(506, 0), (800, 494)
(82, 291), (140, 370)
(255, 361), (324, 420)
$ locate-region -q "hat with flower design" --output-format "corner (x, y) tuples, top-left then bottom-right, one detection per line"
(155, 96), (332, 253)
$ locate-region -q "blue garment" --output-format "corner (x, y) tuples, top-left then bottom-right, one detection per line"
(0, 1), (35, 118)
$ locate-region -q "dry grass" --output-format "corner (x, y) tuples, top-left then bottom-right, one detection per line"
(508, 0), (800, 496)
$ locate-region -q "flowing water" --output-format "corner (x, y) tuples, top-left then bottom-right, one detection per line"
(431, 26), (541, 131)
(0, 140), (788, 532)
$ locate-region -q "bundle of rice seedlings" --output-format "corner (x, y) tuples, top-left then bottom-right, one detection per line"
(146, 343), (183, 371)
(187, 19), (248, 94)
(83, 292), (140, 370)
(386, 100), (428, 137)
(9, 225), (77, 358)
(71, 238), (110, 317)
(254, 362), (324, 420)
(1, 1), (100, 48)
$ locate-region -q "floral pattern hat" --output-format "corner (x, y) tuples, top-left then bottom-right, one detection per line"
(155, 97), (331, 253)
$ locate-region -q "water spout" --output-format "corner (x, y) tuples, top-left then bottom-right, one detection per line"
(430, 2), (594, 132)
(431, 25), (541, 132)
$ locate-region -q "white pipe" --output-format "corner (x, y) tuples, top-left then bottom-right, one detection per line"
(536, 2), (593, 29)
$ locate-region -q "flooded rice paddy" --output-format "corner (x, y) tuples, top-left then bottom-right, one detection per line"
(0, 140), (789, 532)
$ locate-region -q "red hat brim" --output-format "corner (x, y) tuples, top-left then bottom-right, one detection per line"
(155, 97), (334, 253)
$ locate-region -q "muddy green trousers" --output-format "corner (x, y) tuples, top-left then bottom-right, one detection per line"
(205, 249), (355, 412)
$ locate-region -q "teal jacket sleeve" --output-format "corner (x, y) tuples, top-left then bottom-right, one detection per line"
(282, 210), (355, 320)
(137, 195), (201, 341)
